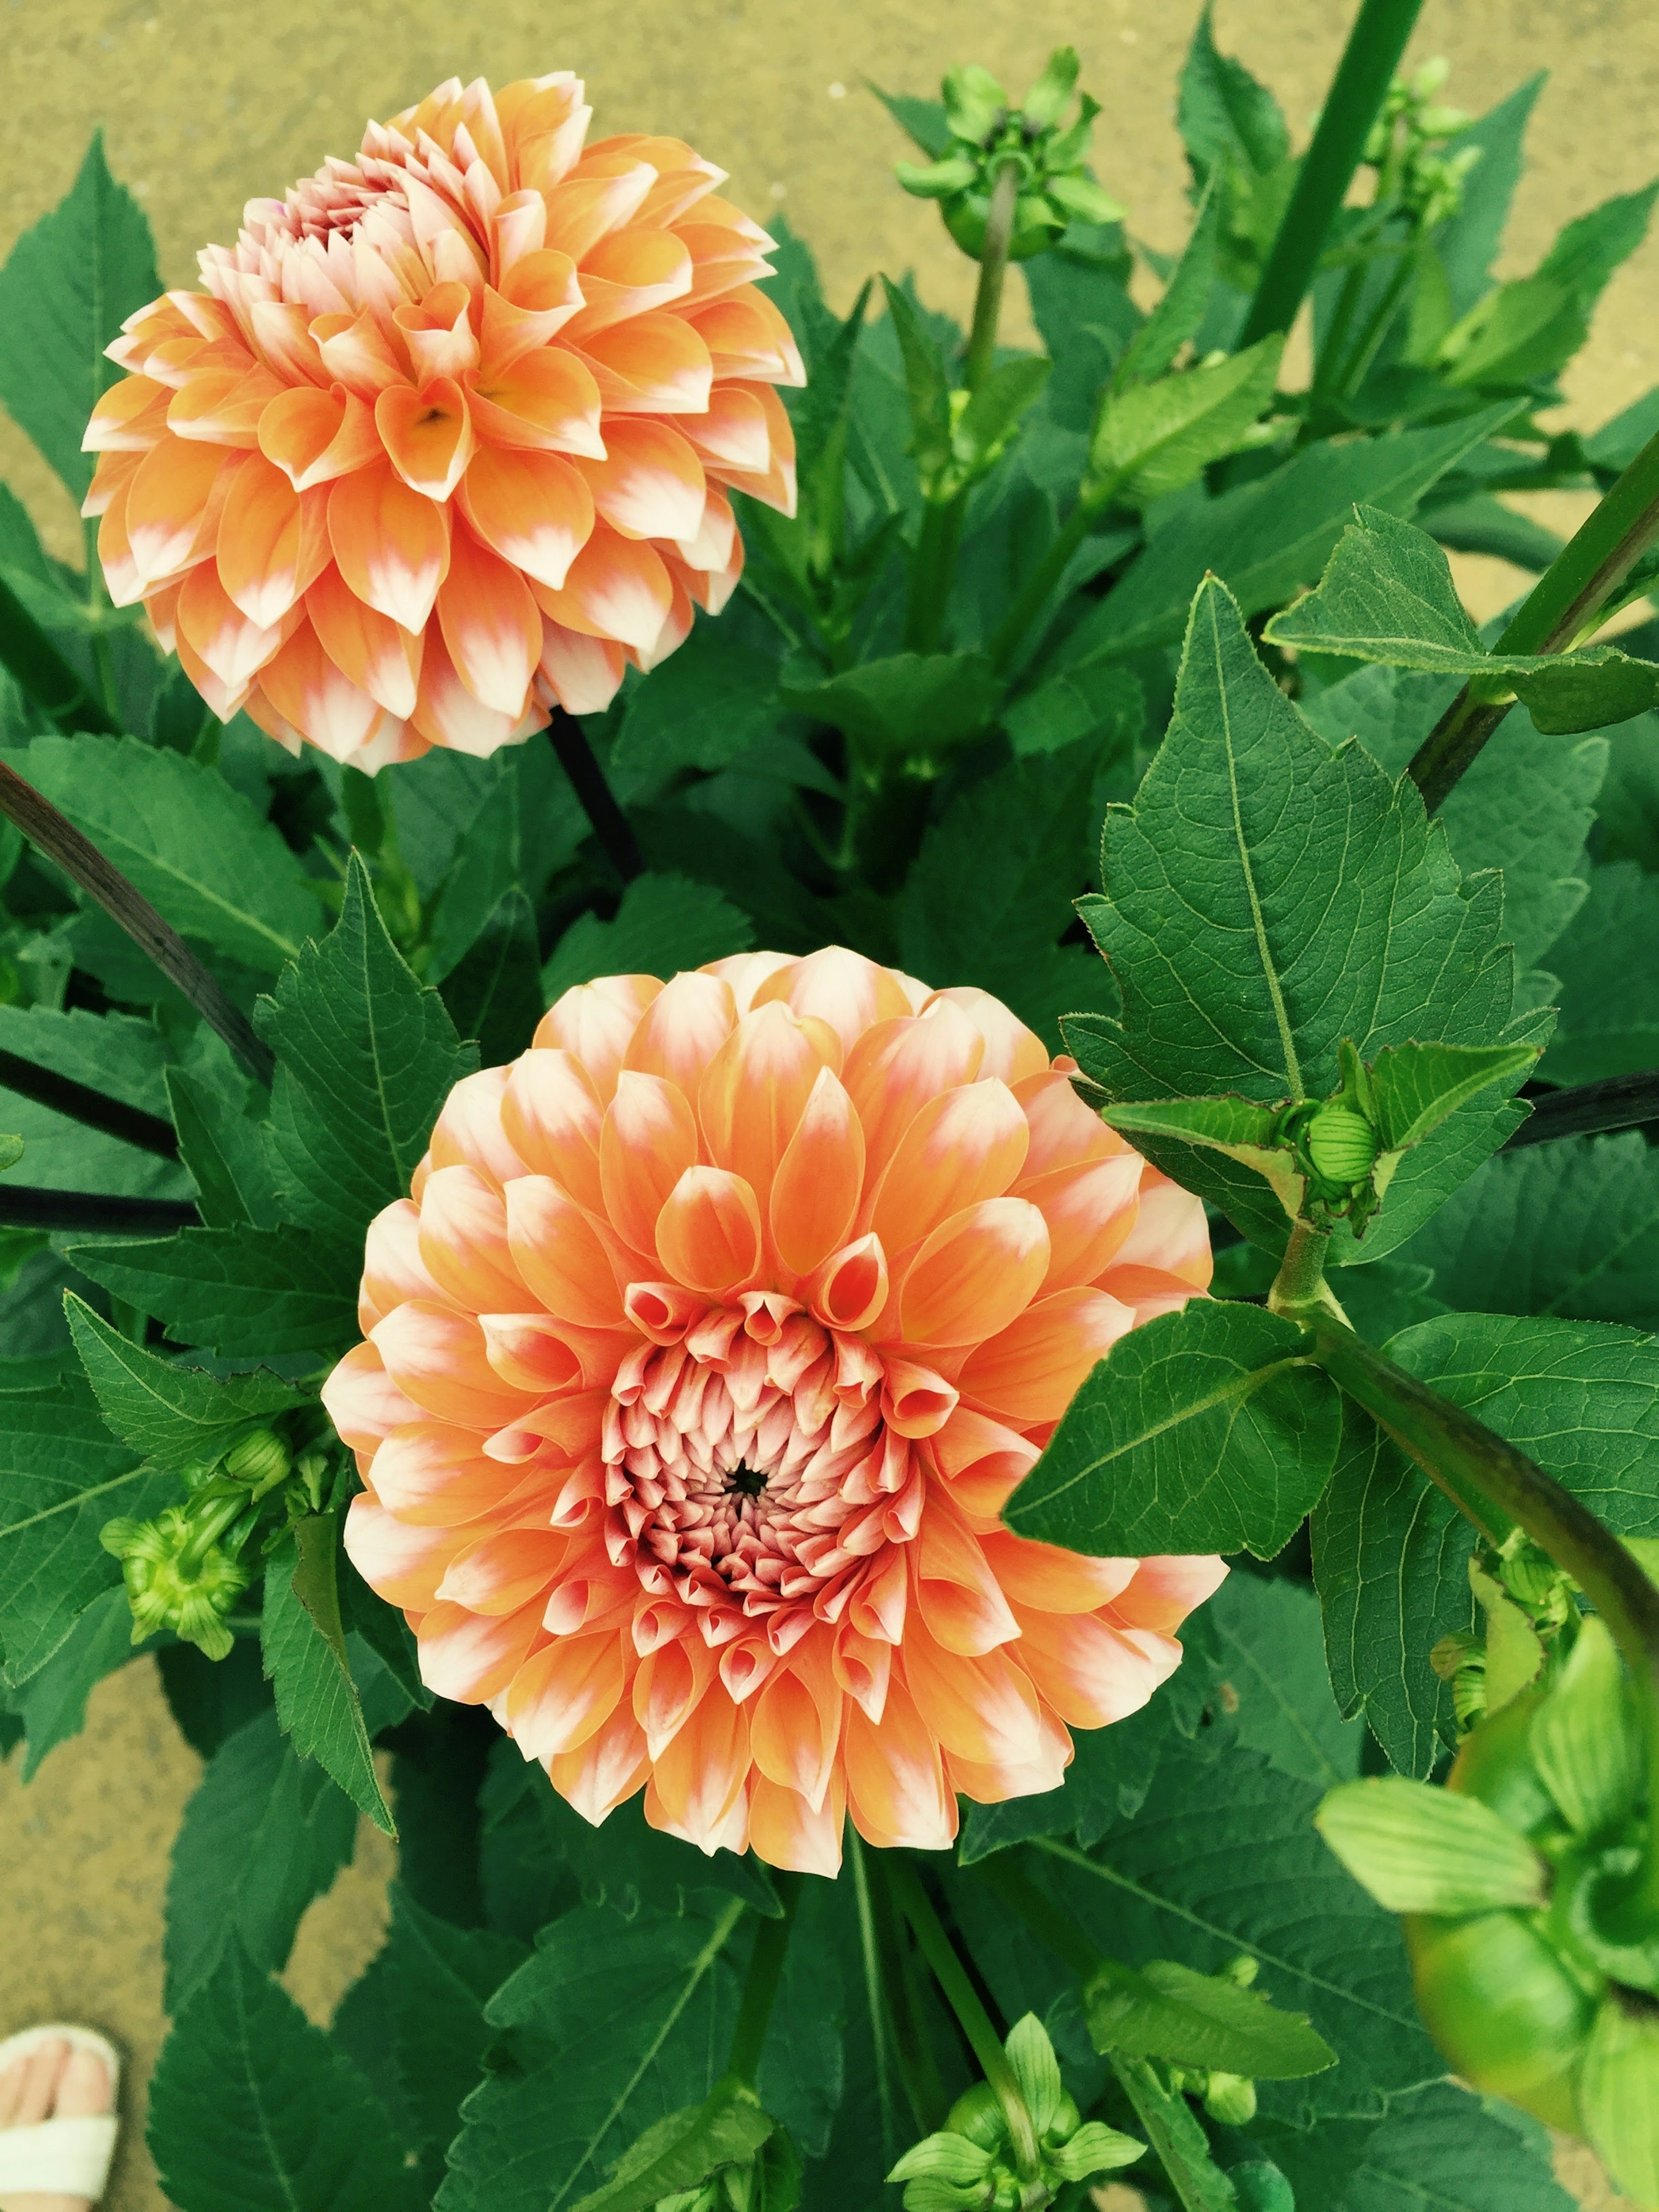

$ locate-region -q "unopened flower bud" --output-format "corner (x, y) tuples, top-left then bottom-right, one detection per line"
(944, 2082), (1007, 2153)
(1219, 1953), (1259, 1989)
(1202, 2071), (1257, 2126)
(222, 1426), (290, 1497)
(100, 1504), (248, 1661)
(1303, 1103), (1380, 1188)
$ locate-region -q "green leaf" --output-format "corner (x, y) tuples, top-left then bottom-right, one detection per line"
(1398, 1132), (1659, 1332)
(1005, 1301), (1342, 1560)
(1040, 1735), (1443, 2121)
(613, 630), (783, 782)
(1108, 2053), (1237, 2212)
(871, 86), (953, 161)
(1093, 1096), (1306, 1224)
(1258, 2082), (1575, 2212)
(149, 1939), (417, 2212)
(755, 1880), (846, 2161)
(165, 1062), (284, 1230)
(1435, 77), (1545, 318)
(262, 1517), (393, 1834)
(1365, 1040), (1541, 1154)
(65, 1291), (306, 1465)
(1062, 404), (1518, 665)
(163, 1706), (356, 2011)
(437, 1896), (748, 2212)
(68, 1225), (357, 1358)
(0, 1001), (174, 1112)
(376, 1885), (528, 2179)
(1089, 1954), (1335, 2079)
(1116, 185), (1221, 390)
(8, 1585), (137, 1778)
(1541, 860), (1659, 1081)
(19, 734), (323, 971)
(1004, 661), (1143, 760)
(1209, 1571), (1363, 1788)
(572, 2083), (776, 2212)
(1090, 337), (1282, 507)
(543, 872), (755, 1001)
(1177, 3), (1288, 187)
(955, 356), (1053, 474)
(1597, 709), (1659, 869)
(1070, 579), (1528, 1249)
(783, 651), (1005, 754)
(0, 1374), (165, 1685)
(0, 132), (160, 498)
(257, 852), (476, 1238)
(439, 887), (544, 1068)
(878, 277), (953, 488)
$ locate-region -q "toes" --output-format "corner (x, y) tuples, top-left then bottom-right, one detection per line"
(9, 2038), (70, 2127)
(52, 2048), (110, 2120)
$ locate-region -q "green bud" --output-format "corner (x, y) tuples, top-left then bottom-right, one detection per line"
(1303, 1102), (1380, 1187)
(944, 2082), (1007, 2153)
(1316, 1775), (1548, 1916)
(1410, 55), (1451, 97)
(1219, 1953), (1259, 1990)
(1404, 1909), (1596, 2134)
(1043, 2120), (1144, 2183)
(1495, 1534), (1567, 1614)
(1579, 1990), (1659, 2207)
(100, 1503), (248, 1662)
(1003, 2014), (1062, 2136)
(1202, 2071), (1257, 2126)
(989, 2177), (1020, 2212)
(222, 1426), (291, 1496)
(1230, 2161), (1297, 2212)
(1416, 104), (1471, 139)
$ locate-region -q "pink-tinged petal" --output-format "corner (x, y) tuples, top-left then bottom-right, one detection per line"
(258, 617), (385, 761)
(216, 454), (331, 626)
(685, 285), (805, 385)
(258, 385), (381, 492)
(1011, 1603), (1183, 1729)
(329, 458), (451, 630)
(576, 418), (706, 543)
(501, 1048), (605, 1207)
(572, 312), (712, 415)
(306, 563), (423, 718)
(124, 433), (229, 584)
(343, 1493), (468, 1609)
(750, 1637), (842, 1812)
(314, 308), (411, 397)
(752, 946), (913, 1055)
(175, 559), (288, 691)
(933, 1408), (1039, 1526)
(534, 974), (661, 1099)
(369, 1421), (533, 1525)
(698, 1002), (825, 1210)
(926, 986), (1050, 1085)
(832, 1624), (891, 1722)
(562, 226), (693, 338)
(372, 1299), (529, 1427)
(1014, 1064), (1125, 1179)
(957, 1286), (1135, 1424)
(428, 1065), (529, 1187)
(945, 1697), (1074, 1806)
(248, 299), (327, 386)
(168, 362), (283, 447)
(322, 1339), (421, 1449)
(457, 443), (594, 590)
(701, 950), (795, 1013)
(83, 445), (142, 521)
(770, 1066), (864, 1278)
(843, 1675), (957, 1851)
(1109, 1554), (1230, 1633)
(435, 523), (542, 715)
(655, 1166), (762, 1295)
(507, 1628), (629, 1758)
(896, 1197), (1050, 1348)
(469, 348), (605, 457)
(843, 1000), (986, 1192)
(1020, 1153), (1144, 1290)
(802, 1233), (888, 1334)
(600, 1070), (699, 1255)
(648, 1693), (751, 1849)
(747, 1772), (845, 1877)
(83, 375), (173, 452)
(1106, 1176), (1214, 1291)
(531, 524), (672, 654)
(393, 281), (482, 382)
(360, 1197), (447, 1332)
(699, 382), (796, 515)
(871, 1079), (1029, 1255)
(415, 1595), (547, 1702)
(505, 1175), (629, 1327)
(623, 970), (738, 1094)
(537, 620), (626, 714)
(376, 375), (476, 501)
(632, 1632), (716, 1756)
(418, 1163), (529, 1311)
(976, 1530), (1139, 1614)
(672, 384), (772, 474)
(172, 625), (252, 722)
(478, 1313), (586, 1395)
(915, 1485), (1021, 1654)
(550, 1701), (651, 1823)
(880, 1359), (958, 1439)
(439, 1526), (569, 1615)
(94, 474), (145, 604)
(411, 624), (547, 756)
(541, 156), (658, 261)
(903, 1618), (1043, 1767)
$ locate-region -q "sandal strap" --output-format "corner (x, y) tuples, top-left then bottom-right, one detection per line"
(0, 2112), (119, 2197)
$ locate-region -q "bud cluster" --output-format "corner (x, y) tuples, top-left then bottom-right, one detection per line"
(895, 48), (1124, 262)
(888, 2015), (1141, 2212)
(1269, 1049), (1385, 1231)
(1362, 58), (1481, 232)
(1318, 1613), (1659, 2206)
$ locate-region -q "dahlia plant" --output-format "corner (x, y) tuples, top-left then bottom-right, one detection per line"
(3, 3), (1659, 2208)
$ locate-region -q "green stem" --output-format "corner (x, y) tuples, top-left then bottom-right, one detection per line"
(974, 1854), (1103, 1981)
(990, 502), (1093, 674)
(726, 1876), (801, 2089)
(1266, 1218), (1344, 1322)
(1408, 420), (1659, 811)
(903, 496), (966, 655)
(1328, 244), (1416, 398)
(888, 1859), (1040, 2181)
(1311, 261), (1370, 397)
(963, 159), (1021, 396)
(1238, 0), (1425, 348)
(848, 1827), (900, 2164)
(1303, 1310), (1659, 1921)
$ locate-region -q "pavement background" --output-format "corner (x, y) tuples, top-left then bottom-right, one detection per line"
(2, 1), (1656, 2203)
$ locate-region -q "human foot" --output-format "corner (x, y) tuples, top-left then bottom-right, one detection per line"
(0, 2029), (118, 2212)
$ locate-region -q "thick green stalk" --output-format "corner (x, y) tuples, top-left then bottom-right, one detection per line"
(963, 159), (1022, 396)
(1505, 1070), (1659, 1149)
(848, 1827), (900, 2162)
(888, 1859), (1040, 2181)
(1238, 0), (1425, 348)
(1304, 1311), (1659, 1922)
(1409, 420), (1659, 810)
(726, 1877), (801, 2089)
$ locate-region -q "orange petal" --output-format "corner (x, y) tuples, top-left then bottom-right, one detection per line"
(600, 1070), (699, 1255)
(632, 1631), (715, 1757)
(563, 226), (693, 337)
(478, 248), (583, 371)
(124, 433), (228, 584)
(216, 453), (331, 626)
(843, 1000), (986, 1193)
(321, 1339), (420, 1450)
(945, 1697), (1074, 1807)
(1109, 1554), (1230, 1634)
(747, 1771), (845, 1877)
(507, 1628), (629, 1758)
(896, 1198), (1050, 1348)
(258, 617), (385, 760)
(469, 347), (605, 457)
(698, 1001), (824, 1211)
(439, 1525), (569, 1615)
(505, 1175), (628, 1326)
(957, 1286), (1135, 1425)
(175, 559), (287, 691)
(531, 523), (671, 652)
(457, 442), (594, 589)
(372, 1298), (528, 1426)
(1104, 1176), (1214, 1292)
(927, 987), (1050, 1085)
(1011, 1604), (1184, 1729)
(842, 1675), (956, 1851)
(880, 1358), (958, 1440)
(915, 1484), (1021, 1655)
(550, 1700), (651, 1823)
(435, 522), (543, 715)
(360, 1197), (446, 1331)
(418, 1163), (529, 1311)
(621, 970), (738, 1094)
(648, 1692), (751, 1850)
(258, 385), (382, 491)
(655, 1166), (762, 1294)
(534, 974), (662, 1100)
(902, 1616), (1043, 1767)
(1016, 1065), (1124, 1180)
(752, 946), (913, 1055)
(501, 1048), (605, 1208)
(769, 1066), (864, 1278)
(686, 285), (805, 384)
(83, 374), (173, 452)
(342, 1494), (468, 1610)
(428, 1065), (530, 1187)
(976, 1530), (1139, 1615)
(572, 311), (712, 414)
(537, 620), (627, 714)
(871, 1079), (1029, 1255)
(376, 376), (476, 500)
(328, 456), (452, 630)
(575, 418), (706, 543)
(415, 1595), (547, 1702)
(306, 563), (423, 718)
(168, 362), (283, 447)
(412, 624), (546, 756)
(750, 1637), (842, 1812)
(802, 1233), (888, 1333)
(369, 1421), (532, 1525)
(1020, 1154), (1144, 1290)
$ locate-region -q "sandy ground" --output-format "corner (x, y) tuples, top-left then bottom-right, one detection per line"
(3, 1), (1659, 2204)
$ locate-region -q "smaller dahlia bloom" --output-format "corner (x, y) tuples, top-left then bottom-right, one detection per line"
(82, 75), (801, 772)
(325, 948), (1224, 1875)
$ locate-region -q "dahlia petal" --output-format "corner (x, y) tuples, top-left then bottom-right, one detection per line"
(360, 1198), (447, 1330)
(1011, 1604), (1183, 1729)
(124, 433), (229, 584)
(1109, 1554), (1230, 1633)
(415, 1595), (547, 1702)
(532, 524), (672, 653)
(342, 1493), (467, 1609)
(753, 945), (913, 1055)
(927, 986), (1050, 1086)
(83, 374), (174, 452)
(699, 1002), (826, 1210)
(871, 1079), (1029, 1255)
(419, 1163), (531, 1310)
(600, 1070), (699, 1256)
(945, 1698), (1074, 1805)
(307, 564), (423, 717)
(1020, 1154), (1144, 1291)
(576, 418), (706, 543)
(506, 1628), (629, 1757)
(469, 348), (605, 457)
(648, 1694), (751, 1850)
(435, 524), (542, 714)
(843, 1676), (956, 1852)
(915, 1486), (1021, 1655)
(902, 1619), (1044, 1767)
(479, 248), (583, 370)
(500, 1047), (605, 1206)
(172, 626), (253, 722)
(1015, 1065), (1125, 1180)
(750, 1637), (841, 1811)
(542, 157), (658, 261)
(258, 385), (381, 491)
(534, 974), (662, 1100)
(94, 477), (145, 605)
(369, 1421), (534, 1525)
(895, 1198), (1050, 1348)
(671, 384), (772, 474)
(329, 457), (451, 629)
(248, 299), (327, 386)
(377, 376), (477, 501)
(176, 559), (288, 690)
(879, 1359), (958, 1440)
(413, 624), (547, 756)
(655, 1166), (763, 1295)
(169, 362), (284, 447)
(844, 1000), (986, 1192)
(572, 312), (713, 415)
(82, 446), (142, 521)
(1106, 1176), (1214, 1292)
(623, 970), (738, 1093)
(217, 454), (332, 626)
(957, 1287), (1135, 1425)
(429, 1065), (531, 1185)
(537, 621), (627, 714)
(321, 1339), (421, 1449)
(769, 1066), (864, 1278)
(976, 1530), (1139, 1614)
(439, 1526), (571, 1615)
(394, 286), (482, 383)
(505, 1175), (628, 1326)
(802, 1233), (888, 1334)
(632, 1633), (716, 1757)
(457, 443), (594, 589)
(259, 617), (385, 761)
(550, 1701), (651, 1823)
(930, 1408), (1039, 1524)
(686, 286), (805, 385)
(747, 1772), (845, 1878)
(372, 1299), (529, 1426)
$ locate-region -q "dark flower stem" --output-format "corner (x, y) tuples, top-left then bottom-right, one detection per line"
(1504, 1071), (1659, 1149)
(1238, 0), (1424, 347)
(725, 1873), (801, 2090)
(0, 1051), (178, 1158)
(0, 761), (274, 1088)
(0, 1186), (199, 1233)
(546, 708), (644, 883)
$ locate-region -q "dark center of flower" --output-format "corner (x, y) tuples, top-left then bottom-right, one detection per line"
(725, 1461), (769, 1500)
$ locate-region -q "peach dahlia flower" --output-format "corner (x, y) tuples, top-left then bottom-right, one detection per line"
(82, 75), (801, 771)
(324, 948), (1224, 1875)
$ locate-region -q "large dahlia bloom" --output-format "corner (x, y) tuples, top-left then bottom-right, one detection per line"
(324, 949), (1224, 1874)
(81, 75), (801, 770)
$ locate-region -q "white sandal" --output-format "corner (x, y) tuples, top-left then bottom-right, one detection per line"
(0, 2025), (121, 2205)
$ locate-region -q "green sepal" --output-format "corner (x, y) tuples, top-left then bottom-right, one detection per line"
(1316, 1775), (1548, 1915)
(1530, 1616), (1641, 1839)
(1580, 1993), (1659, 2209)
